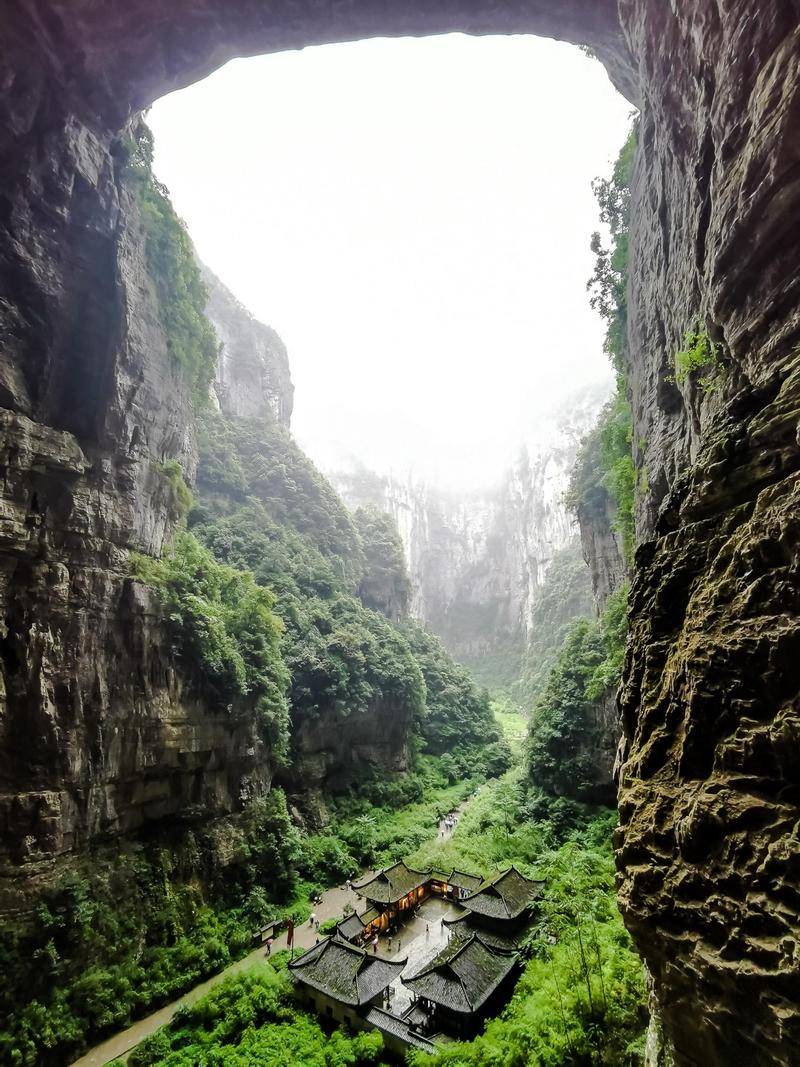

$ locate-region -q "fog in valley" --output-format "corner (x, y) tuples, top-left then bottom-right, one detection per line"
(149, 33), (632, 491)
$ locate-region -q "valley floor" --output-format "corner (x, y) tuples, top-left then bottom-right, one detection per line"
(73, 804), (474, 1065)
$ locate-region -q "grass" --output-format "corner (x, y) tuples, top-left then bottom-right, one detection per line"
(492, 700), (529, 744)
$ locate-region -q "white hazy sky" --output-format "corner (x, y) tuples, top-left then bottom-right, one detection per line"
(149, 34), (633, 490)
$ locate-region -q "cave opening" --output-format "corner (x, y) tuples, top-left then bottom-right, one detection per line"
(3, 4), (799, 1066)
(145, 33), (633, 493)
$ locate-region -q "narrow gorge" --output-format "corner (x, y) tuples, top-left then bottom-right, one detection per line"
(1, 3), (799, 1067)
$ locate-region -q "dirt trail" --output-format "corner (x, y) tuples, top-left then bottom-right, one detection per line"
(72, 791), (477, 1066)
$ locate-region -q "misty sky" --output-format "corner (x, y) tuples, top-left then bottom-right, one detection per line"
(149, 34), (633, 490)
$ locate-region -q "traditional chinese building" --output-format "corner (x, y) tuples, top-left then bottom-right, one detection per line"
(288, 934), (406, 1026)
(288, 934), (437, 1057)
(298, 862), (545, 1050)
(352, 861), (432, 928)
(457, 865), (544, 934)
(402, 931), (520, 1037)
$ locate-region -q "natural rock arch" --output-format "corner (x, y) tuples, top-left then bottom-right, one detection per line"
(6, 0), (637, 123)
(1, 3), (799, 1066)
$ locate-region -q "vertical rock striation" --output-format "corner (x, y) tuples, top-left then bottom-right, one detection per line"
(0, 75), (275, 879)
(201, 264), (294, 426)
(614, 6), (800, 1064)
(332, 387), (604, 685)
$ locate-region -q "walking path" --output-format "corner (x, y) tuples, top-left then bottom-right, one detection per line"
(73, 792), (476, 1066)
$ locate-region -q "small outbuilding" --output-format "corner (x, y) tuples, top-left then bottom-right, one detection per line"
(337, 905), (382, 944)
(429, 868), (483, 901)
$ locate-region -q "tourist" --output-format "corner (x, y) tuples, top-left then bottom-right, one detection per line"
(264, 937), (273, 957)
(372, 935), (378, 954)
(309, 911), (316, 926)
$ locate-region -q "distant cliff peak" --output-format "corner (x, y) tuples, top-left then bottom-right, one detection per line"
(200, 262), (294, 427)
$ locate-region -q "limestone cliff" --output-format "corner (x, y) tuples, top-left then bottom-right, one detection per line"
(0, 138), (275, 876)
(201, 264), (294, 426)
(332, 386), (604, 688)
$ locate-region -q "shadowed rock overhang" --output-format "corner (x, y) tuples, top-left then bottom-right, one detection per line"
(3, 0), (638, 130)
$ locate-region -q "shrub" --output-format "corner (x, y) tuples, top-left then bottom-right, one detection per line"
(672, 326), (723, 392)
(132, 532), (290, 759)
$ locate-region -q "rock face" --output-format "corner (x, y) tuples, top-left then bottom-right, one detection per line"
(332, 389), (603, 686)
(0, 130), (273, 873)
(202, 264), (294, 426)
(1, 3), (800, 1064)
(282, 697), (414, 820)
(613, 7), (800, 1064)
(573, 429), (627, 614)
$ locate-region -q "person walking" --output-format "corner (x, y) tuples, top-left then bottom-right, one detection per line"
(372, 935), (378, 954)
(309, 912), (316, 927)
(265, 937), (273, 957)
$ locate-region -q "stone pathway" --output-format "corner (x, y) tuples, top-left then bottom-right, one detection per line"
(71, 883), (362, 1067)
(73, 792), (477, 1066)
(381, 895), (461, 1016)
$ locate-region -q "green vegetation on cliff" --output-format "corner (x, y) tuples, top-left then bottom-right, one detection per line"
(354, 503), (411, 619)
(196, 412), (363, 584)
(579, 127), (638, 563)
(0, 788), (305, 1066)
(522, 129), (637, 806)
(133, 532), (291, 760)
(512, 542), (595, 706)
(401, 620), (510, 777)
(191, 410), (503, 770)
(526, 584), (627, 801)
(122, 122), (219, 404)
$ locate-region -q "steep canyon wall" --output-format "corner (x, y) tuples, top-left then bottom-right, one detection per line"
(331, 389), (603, 687)
(0, 2), (799, 1064)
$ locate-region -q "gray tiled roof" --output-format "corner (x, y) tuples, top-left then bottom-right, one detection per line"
(461, 866), (544, 920)
(430, 868), (483, 892)
(448, 869), (483, 892)
(338, 913), (366, 940)
(442, 913), (522, 951)
(363, 1007), (437, 1052)
(353, 861), (431, 904)
(338, 905), (380, 940)
(403, 933), (517, 1013)
(289, 935), (406, 1005)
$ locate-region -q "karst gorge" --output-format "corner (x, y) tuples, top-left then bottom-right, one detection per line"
(1, 3), (799, 1066)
